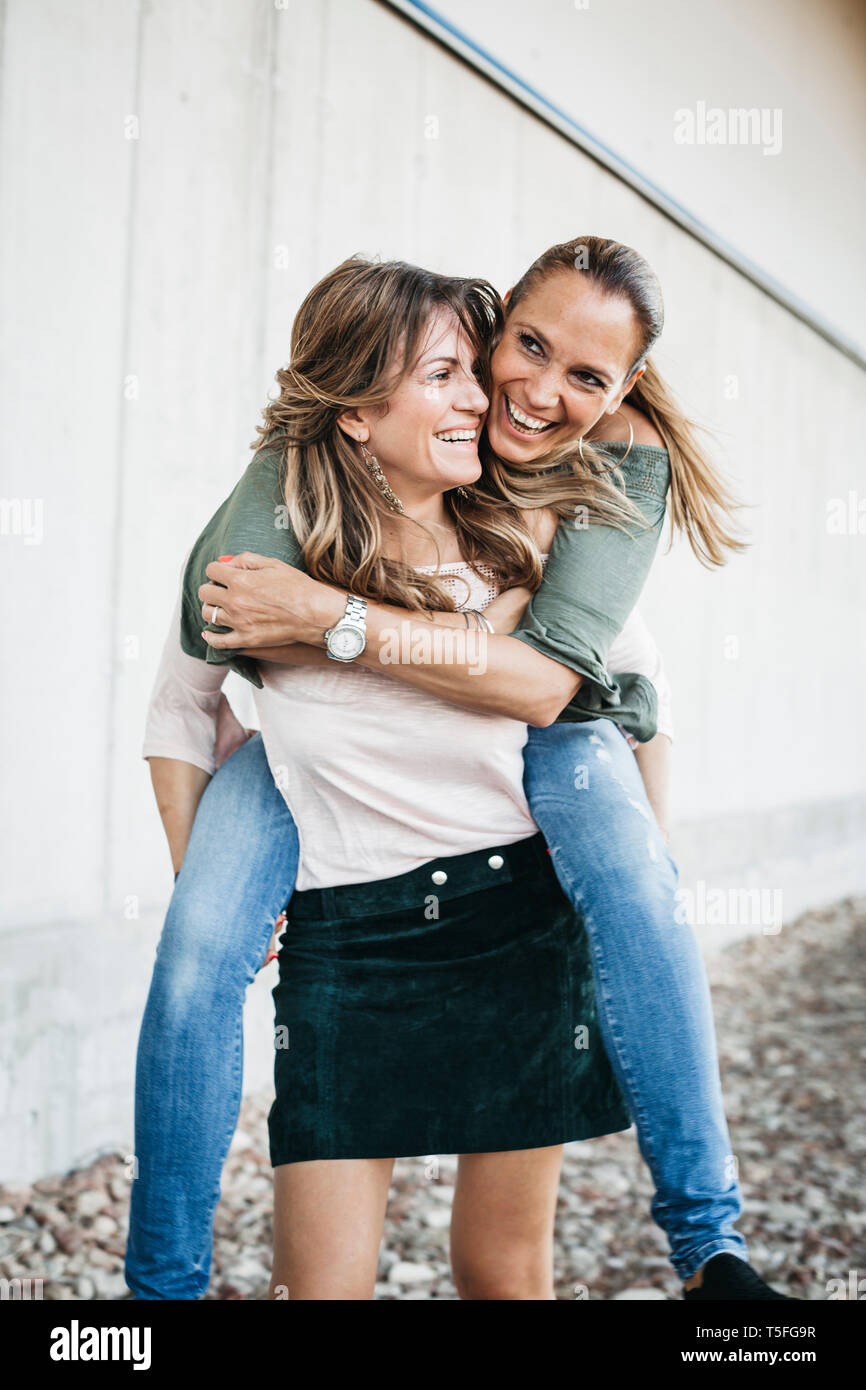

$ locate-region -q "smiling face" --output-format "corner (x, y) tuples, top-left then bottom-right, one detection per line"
(487, 267), (646, 462)
(339, 307), (489, 507)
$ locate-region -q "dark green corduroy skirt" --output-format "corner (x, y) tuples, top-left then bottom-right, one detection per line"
(268, 832), (631, 1165)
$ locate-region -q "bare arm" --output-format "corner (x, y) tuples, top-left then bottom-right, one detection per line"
(357, 601), (578, 725)
(148, 758), (212, 875)
(249, 623), (577, 726)
(247, 586), (536, 674)
(236, 591), (578, 725)
(632, 734), (672, 842)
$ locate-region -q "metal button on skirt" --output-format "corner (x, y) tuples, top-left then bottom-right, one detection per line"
(268, 832), (631, 1165)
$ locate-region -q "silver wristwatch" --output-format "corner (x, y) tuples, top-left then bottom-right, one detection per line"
(324, 594), (368, 662)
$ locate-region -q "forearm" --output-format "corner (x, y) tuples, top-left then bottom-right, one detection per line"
(355, 600), (580, 725)
(632, 733), (672, 840)
(253, 615), (579, 724)
(148, 756), (212, 874)
(244, 579), (573, 723)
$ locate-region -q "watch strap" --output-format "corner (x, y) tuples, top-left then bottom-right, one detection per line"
(343, 595), (367, 628)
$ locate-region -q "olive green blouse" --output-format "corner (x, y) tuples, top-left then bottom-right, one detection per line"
(511, 441), (671, 738)
(179, 439), (671, 742)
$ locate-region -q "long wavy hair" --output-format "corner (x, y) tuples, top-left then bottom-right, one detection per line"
(502, 236), (747, 566)
(252, 256), (642, 611)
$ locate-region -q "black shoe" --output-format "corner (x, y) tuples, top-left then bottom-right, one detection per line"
(683, 1253), (800, 1301)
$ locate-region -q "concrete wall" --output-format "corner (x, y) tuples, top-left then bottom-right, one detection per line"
(1, 0), (864, 1181)
(424, 0), (866, 354)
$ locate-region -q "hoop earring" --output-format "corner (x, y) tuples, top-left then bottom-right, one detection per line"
(360, 442), (404, 515)
(577, 411), (635, 471)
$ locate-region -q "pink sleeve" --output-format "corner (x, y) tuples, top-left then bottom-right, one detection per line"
(142, 564), (228, 775)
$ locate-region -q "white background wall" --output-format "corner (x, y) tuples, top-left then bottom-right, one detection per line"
(424, 0), (866, 354)
(1, 0), (864, 1180)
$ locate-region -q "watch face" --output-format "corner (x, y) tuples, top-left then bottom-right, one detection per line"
(328, 624), (365, 660)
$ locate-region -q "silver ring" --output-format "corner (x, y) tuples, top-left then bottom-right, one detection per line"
(211, 605), (221, 626)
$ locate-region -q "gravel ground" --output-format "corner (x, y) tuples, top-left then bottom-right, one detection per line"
(2, 895), (863, 1301)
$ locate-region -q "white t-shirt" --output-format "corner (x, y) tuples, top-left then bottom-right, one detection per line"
(143, 556), (673, 889)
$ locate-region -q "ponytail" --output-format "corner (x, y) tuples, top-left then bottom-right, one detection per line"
(628, 358), (748, 568)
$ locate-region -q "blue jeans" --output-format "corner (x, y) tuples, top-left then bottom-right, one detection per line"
(126, 723), (745, 1298)
(126, 734), (300, 1300)
(523, 721), (746, 1279)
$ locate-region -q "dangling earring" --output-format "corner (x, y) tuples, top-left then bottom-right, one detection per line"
(456, 486), (469, 499)
(578, 411), (635, 469)
(359, 441), (404, 515)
